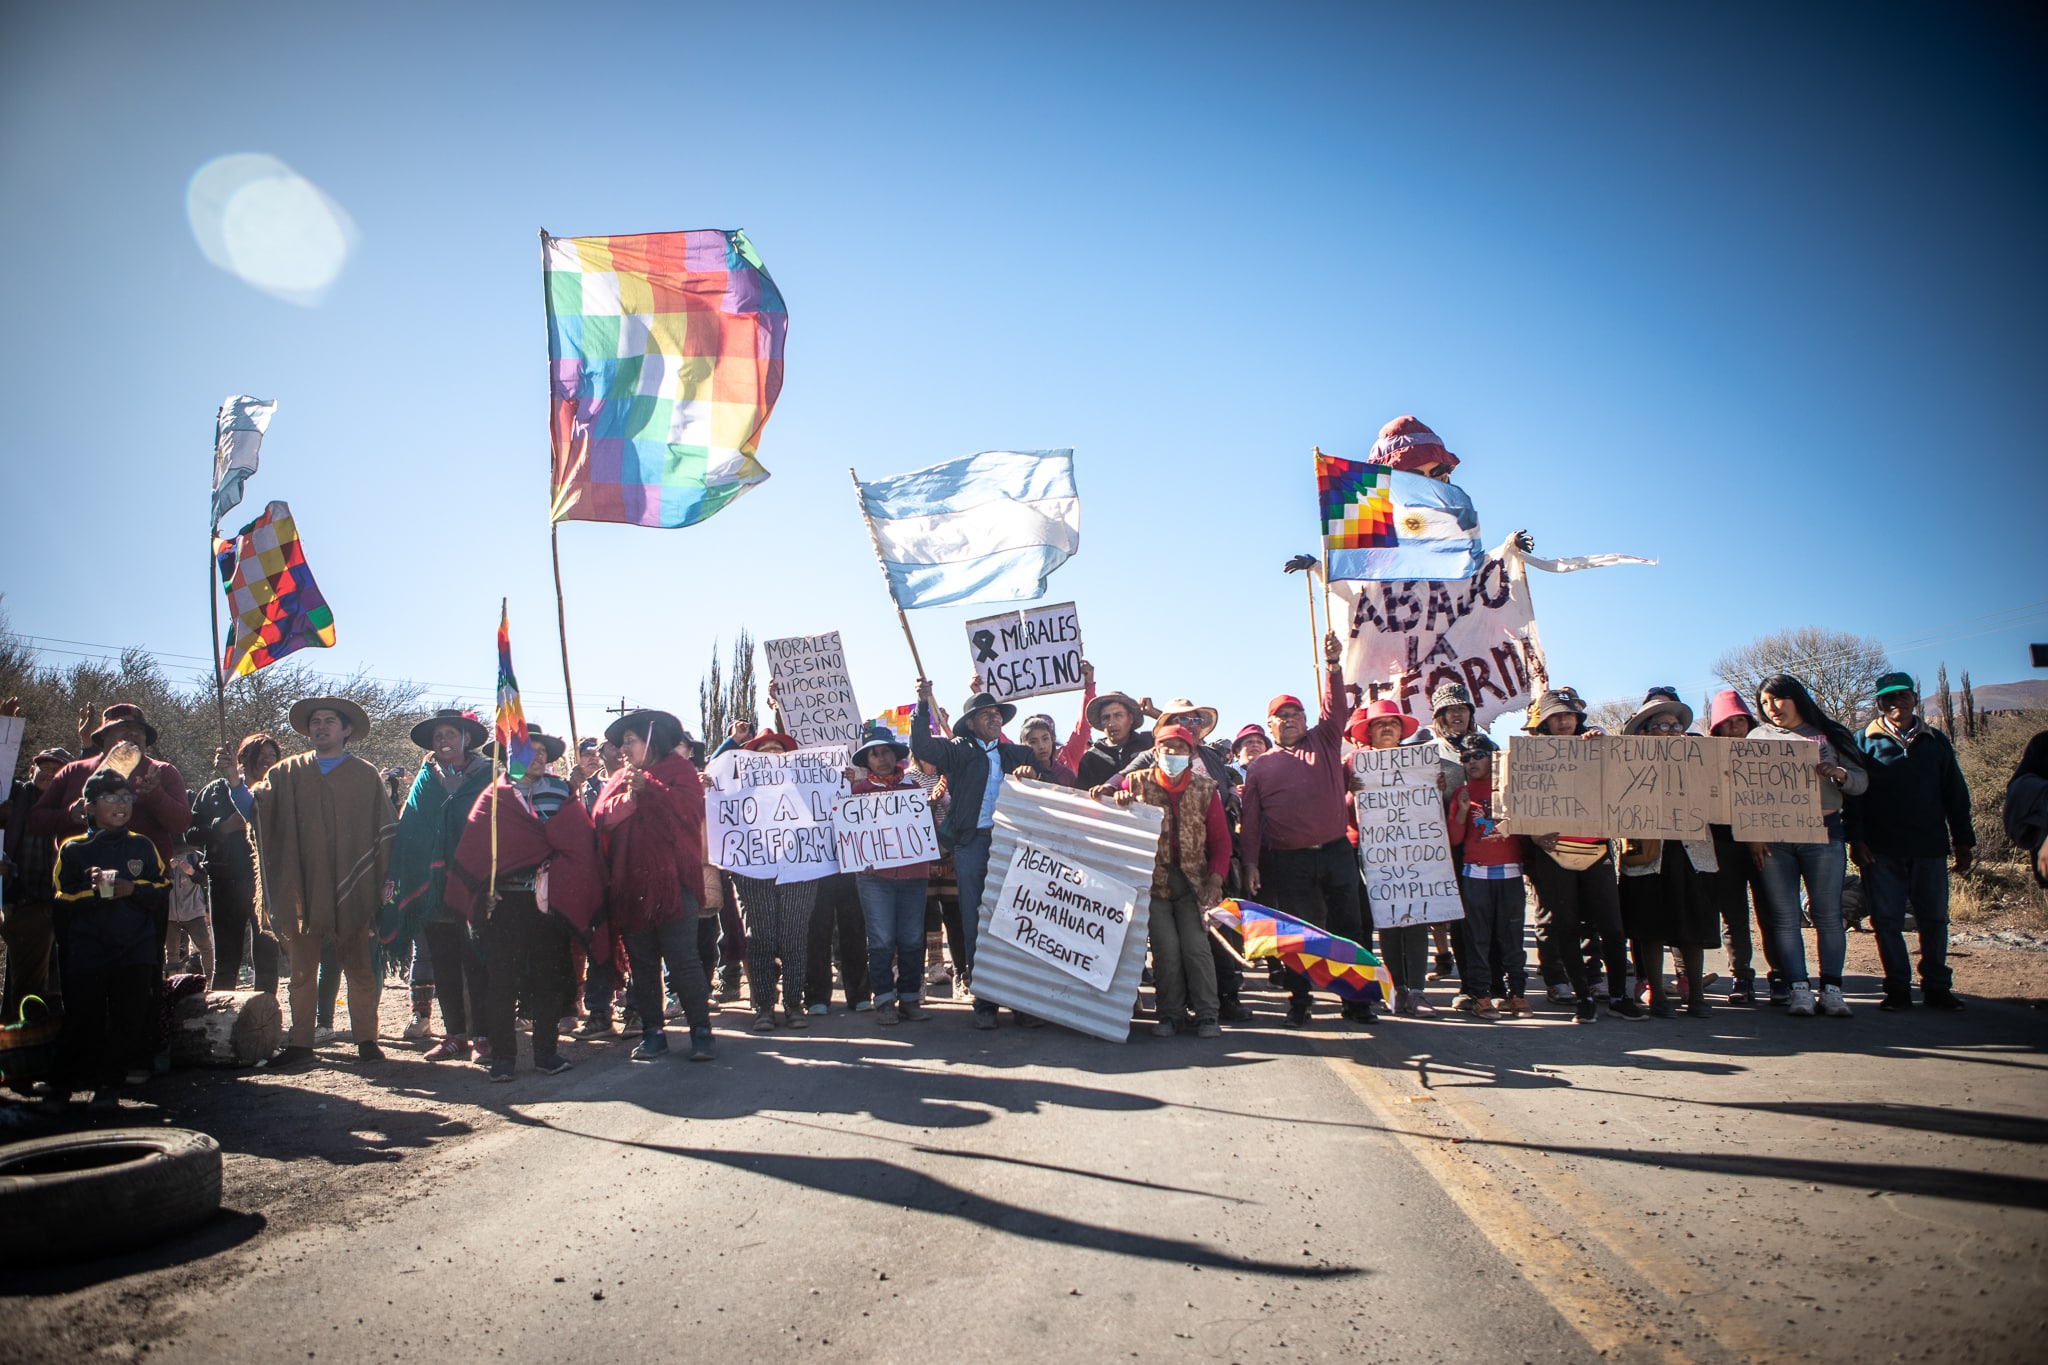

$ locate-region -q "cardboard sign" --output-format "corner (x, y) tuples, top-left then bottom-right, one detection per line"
(702, 744), (850, 883)
(1500, 736), (1826, 843)
(985, 839), (1138, 991)
(1351, 747), (1462, 926)
(762, 631), (862, 748)
(965, 601), (1085, 702)
(831, 788), (940, 873)
(1724, 738), (1826, 842)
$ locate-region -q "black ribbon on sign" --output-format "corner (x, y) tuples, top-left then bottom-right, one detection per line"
(970, 629), (998, 663)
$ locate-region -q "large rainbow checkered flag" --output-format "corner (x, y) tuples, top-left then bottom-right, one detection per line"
(215, 500), (336, 676)
(544, 229), (787, 528)
(1317, 451), (1482, 582)
(1207, 898), (1395, 1005)
(494, 603), (536, 781)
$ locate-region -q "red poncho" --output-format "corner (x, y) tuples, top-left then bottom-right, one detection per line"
(447, 781), (606, 952)
(591, 752), (705, 933)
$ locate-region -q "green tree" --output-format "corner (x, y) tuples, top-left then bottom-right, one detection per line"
(697, 630), (758, 745)
(1934, 662), (1956, 734)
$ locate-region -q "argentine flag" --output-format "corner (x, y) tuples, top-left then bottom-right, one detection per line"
(856, 450), (1079, 609)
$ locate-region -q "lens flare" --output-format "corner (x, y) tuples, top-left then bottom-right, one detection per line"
(187, 153), (357, 306)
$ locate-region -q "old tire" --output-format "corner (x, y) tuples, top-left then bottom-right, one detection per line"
(0, 1128), (222, 1265)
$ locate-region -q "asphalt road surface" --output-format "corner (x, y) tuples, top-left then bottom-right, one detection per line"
(4, 967), (2044, 1364)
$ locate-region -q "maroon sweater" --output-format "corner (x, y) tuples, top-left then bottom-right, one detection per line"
(30, 755), (192, 863)
(1239, 664), (1352, 866)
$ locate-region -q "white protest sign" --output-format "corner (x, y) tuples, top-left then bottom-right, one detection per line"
(1352, 747), (1462, 927)
(702, 744), (850, 883)
(762, 631), (862, 748)
(1331, 537), (1650, 730)
(965, 601), (1085, 703)
(0, 717), (23, 785)
(831, 788), (940, 873)
(986, 840), (1138, 991)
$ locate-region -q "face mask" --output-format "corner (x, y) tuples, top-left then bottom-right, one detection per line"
(1159, 753), (1192, 778)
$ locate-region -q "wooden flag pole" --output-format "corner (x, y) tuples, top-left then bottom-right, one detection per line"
(549, 523), (582, 753)
(488, 598), (505, 918)
(1312, 445), (1340, 708)
(848, 467), (927, 679)
(206, 423), (229, 748)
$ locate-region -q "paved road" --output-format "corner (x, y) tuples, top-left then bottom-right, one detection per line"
(6, 968), (2044, 1363)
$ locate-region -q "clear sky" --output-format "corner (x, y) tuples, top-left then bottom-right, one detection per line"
(3, 2), (2043, 747)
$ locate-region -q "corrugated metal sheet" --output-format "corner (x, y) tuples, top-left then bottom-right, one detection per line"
(971, 776), (1163, 1042)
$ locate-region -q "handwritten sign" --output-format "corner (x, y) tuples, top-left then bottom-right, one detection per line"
(1497, 734), (1605, 837)
(965, 601), (1084, 702)
(831, 788), (940, 873)
(985, 839), (1137, 991)
(1500, 737), (1825, 843)
(0, 716), (23, 787)
(762, 631), (862, 748)
(1351, 747), (1462, 927)
(1724, 738), (1825, 842)
(702, 744), (850, 883)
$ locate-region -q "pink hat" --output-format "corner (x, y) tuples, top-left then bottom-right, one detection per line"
(1349, 699), (1419, 744)
(1706, 688), (1757, 736)
(1369, 416), (1460, 474)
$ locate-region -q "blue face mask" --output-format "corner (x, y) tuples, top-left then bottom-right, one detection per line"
(1158, 753), (1192, 778)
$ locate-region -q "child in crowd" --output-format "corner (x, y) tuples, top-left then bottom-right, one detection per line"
(43, 769), (168, 1113)
(1448, 733), (1527, 1019)
(166, 837), (214, 984)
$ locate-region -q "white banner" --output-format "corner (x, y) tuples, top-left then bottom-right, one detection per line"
(762, 631), (863, 748)
(1331, 537), (1651, 731)
(965, 601), (1085, 702)
(985, 839), (1138, 991)
(702, 744), (850, 883)
(831, 788), (941, 873)
(1352, 747), (1463, 926)
(0, 716), (24, 788)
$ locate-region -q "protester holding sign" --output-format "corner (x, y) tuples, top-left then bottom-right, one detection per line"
(722, 730), (820, 1033)
(845, 726), (935, 1024)
(592, 709), (714, 1061)
(1447, 733), (1527, 1020)
(1094, 724), (1230, 1039)
(1750, 675), (1867, 1019)
(1614, 691), (1722, 1020)
(1705, 689), (1775, 1005)
(1239, 632), (1363, 1029)
(1420, 681), (1475, 983)
(1516, 689), (1640, 1020)
(910, 683), (1042, 1029)
(1352, 700), (1452, 1017)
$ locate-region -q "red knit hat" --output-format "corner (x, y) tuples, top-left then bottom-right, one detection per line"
(1266, 693), (1304, 717)
(1369, 415), (1459, 474)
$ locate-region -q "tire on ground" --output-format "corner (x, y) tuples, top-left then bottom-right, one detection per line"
(0, 1127), (222, 1265)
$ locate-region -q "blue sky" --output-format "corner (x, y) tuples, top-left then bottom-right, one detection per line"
(3, 2), (2043, 747)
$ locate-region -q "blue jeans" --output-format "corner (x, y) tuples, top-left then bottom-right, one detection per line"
(951, 828), (996, 1014)
(1863, 855), (1952, 995)
(856, 874), (929, 1007)
(1758, 836), (1847, 988)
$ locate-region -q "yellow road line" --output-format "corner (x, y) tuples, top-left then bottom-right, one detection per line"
(1318, 1033), (1800, 1365)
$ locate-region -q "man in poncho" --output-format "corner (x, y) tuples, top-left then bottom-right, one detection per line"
(252, 696), (399, 1067)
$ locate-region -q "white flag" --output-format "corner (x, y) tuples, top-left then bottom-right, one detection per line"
(211, 395), (276, 530)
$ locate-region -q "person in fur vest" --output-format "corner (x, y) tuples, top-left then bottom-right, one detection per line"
(1092, 724), (1230, 1039)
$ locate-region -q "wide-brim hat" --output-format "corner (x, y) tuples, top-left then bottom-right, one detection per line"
(88, 702), (158, 751)
(1369, 415), (1460, 474)
(1353, 699), (1419, 743)
(852, 727), (910, 765)
(289, 696), (372, 741)
(1523, 689), (1586, 733)
(1623, 689), (1694, 735)
(485, 722), (567, 766)
(1230, 723), (1268, 755)
(962, 691), (1019, 726)
(409, 708), (489, 753)
(604, 708), (681, 748)
(742, 730), (801, 752)
(1152, 697), (1217, 739)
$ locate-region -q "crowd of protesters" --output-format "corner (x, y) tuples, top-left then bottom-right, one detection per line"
(0, 631), (2026, 1114)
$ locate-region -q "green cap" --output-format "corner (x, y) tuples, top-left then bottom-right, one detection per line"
(1873, 671), (1917, 698)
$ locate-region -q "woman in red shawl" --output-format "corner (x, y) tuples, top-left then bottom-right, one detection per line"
(592, 709), (714, 1063)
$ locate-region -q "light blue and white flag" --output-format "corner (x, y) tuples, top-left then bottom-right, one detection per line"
(211, 395), (277, 530)
(856, 450), (1079, 609)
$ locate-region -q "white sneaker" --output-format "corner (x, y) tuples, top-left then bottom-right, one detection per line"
(402, 1013), (430, 1042)
(1819, 985), (1853, 1017)
(1788, 983), (1817, 1017)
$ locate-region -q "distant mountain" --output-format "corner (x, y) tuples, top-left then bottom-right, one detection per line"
(1962, 680), (2048, 713)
